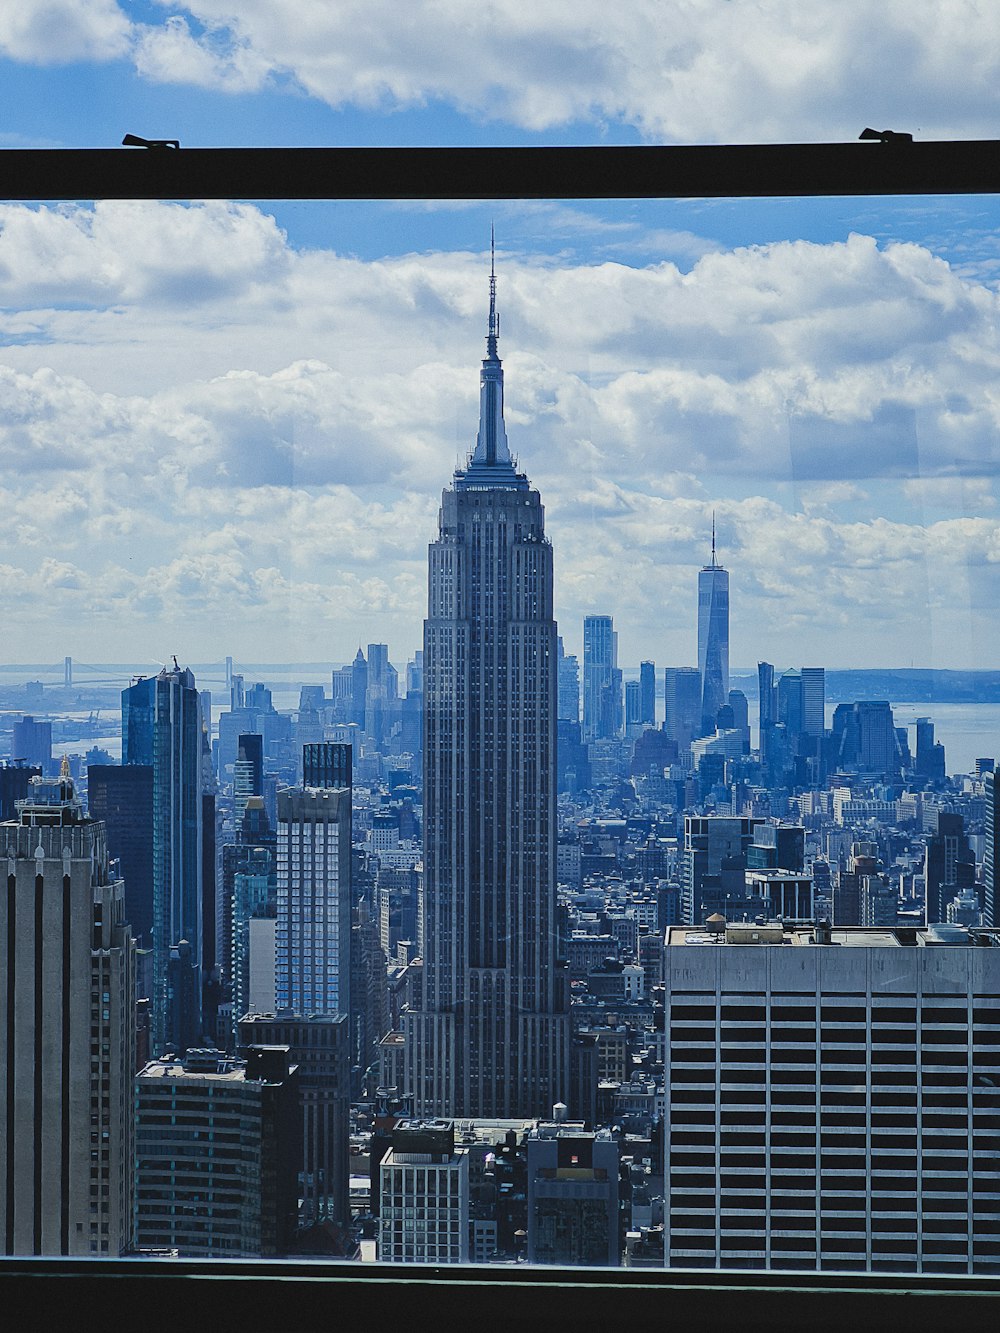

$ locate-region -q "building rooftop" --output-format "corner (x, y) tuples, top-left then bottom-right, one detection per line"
(138, 1056), (248, 1083)
(667, 923), (999, 948)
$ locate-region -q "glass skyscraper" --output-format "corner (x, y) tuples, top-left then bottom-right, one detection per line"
(406, 256), (569, 1118)
(698, 523), (730, 736)
(122, 665), (203, 1055)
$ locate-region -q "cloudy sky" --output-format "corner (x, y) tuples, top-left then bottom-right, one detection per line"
(3, 2), (1000, 672)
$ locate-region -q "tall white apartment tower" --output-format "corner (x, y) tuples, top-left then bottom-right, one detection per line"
(275, 786), (352, 1017)
(406, 249), (570, 1118)
(1, 765), (135, 1256)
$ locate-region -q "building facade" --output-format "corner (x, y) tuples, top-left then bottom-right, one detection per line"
(583, 615), (622, 743)
(0, 767), (135, 1256)
(238, 1011), (351, 1226)
(662, 923), (1000, 1274)
(406, 261), (570, 1118)
(135, 1046), (300, 1257)
(378, 1119), (469, 1263)
(275, 786), (352, 1017)
(123, 665), (204, 1055)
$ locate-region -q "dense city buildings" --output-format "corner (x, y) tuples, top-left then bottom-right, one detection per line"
(0, 766), (135, 1256)
(9, 264), (1000, 1276)
(406, 261), (570, 1119)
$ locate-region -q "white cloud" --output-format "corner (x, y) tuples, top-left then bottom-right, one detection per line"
(0, 1), (129, 64)
(132, 13), (271, 91)
(0, 200), (998, 663)
(8, 1), (1000, 144)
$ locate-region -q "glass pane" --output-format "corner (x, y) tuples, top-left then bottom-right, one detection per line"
(2, 191), (999, 1271)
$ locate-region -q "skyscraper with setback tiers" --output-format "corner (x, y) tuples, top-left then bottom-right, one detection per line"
(406, 245), (569, 1117)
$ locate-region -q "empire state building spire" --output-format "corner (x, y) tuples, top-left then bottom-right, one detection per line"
(469, 229), (512, 470)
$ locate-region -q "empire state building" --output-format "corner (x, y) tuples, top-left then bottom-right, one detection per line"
(405, 254), (570, 1118)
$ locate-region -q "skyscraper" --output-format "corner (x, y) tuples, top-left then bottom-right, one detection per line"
(583, 614), (622, 742)
(639, 660), (656, 727)
(302, 741), (352, 790)
(697, 518), (729, 736)
(1, 765), (136, 1256)
(406, 251), (569, 1118)
(985, 770), (999, 927)
(275, 786), (352, 1017)
(123, 664), (204, 1054)
(662, 922), (1000, 1274)
(757, 660), (775, 763)
(801, 666), (825, 736)
(664, 667), (702, 752)
(234, 732), (264, 830)
(87, 763), (154, 947)
(556, 636), (580, 723)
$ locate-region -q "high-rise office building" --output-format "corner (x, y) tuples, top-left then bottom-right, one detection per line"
(801, 667), (825, 737)
(87, 764), (154, 947)
(0, 761), (40, 822)
(135, 1046), (300, 1257)
(777, 669), (804, 735)
(681, 815), (758, 924)
(275, 786), (352, 1017)
(985, 770), (1000, 928)
(301, 741), (352, 790)
(0, 766), (135, 1256)
(697, 520), (729, 736)
(406, 256), (569, 1118)
(123, 666), (205, 1054)
(757, 661), (775, 763)
(365, 644), (398, 748)
(664, 667), (702, 752)
(234, 733), (263, 831)
(662, 922), (1000, 1274)
(11, 716), (52, 774)
(639, 660), (656, 727)
(833, 700), (902, 776)
(556, 637), (581, 723)
(583, 615), (622, 742)
(924, 813), (976, 926)
(230, 841), (276, 1042)
(625, 679), (642, 729)
(239, 1011), (351, 1226)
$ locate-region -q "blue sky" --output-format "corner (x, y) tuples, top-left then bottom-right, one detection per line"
(3, 2), (1000, 671)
